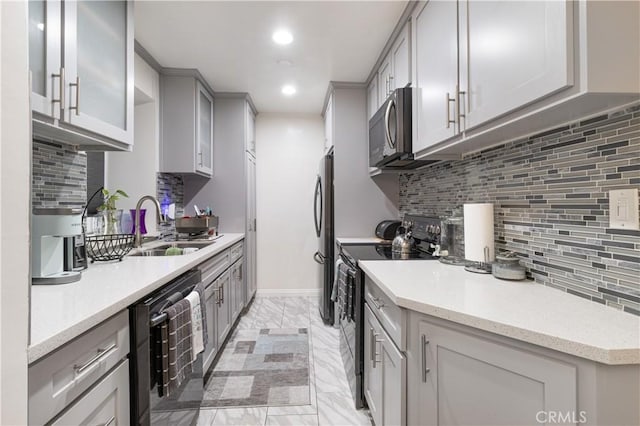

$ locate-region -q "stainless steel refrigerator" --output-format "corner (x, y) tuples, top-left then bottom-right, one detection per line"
(313, 150), (334, 325)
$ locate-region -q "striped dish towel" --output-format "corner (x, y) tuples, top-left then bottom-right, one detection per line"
(154, 321), (170, 397)
(185, 290), (204, 359)
(194, 283), (208, 347)
(165, 299), (193, 397)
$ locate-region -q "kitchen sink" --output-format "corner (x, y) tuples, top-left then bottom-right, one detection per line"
(129, 240), (216, 257)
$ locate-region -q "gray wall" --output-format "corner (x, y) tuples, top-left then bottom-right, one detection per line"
(333, 85), (399, 238)
(400, 104), (640, 315)
(184, 96), (247, 233)
(32, 140), (87, 209)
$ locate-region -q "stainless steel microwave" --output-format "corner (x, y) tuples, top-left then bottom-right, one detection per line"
(369, 87), (436, 170)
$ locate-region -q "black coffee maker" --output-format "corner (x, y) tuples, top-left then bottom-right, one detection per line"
(64, 234), (88, 271)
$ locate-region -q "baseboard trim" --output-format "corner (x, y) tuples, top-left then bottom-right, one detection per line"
(256, 288), (321, 297)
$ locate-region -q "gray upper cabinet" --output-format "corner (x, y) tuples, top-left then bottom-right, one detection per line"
(29, 0), (134, 150)
(375, 21), (411, 107)
(364, 303), (406, 426)
(410, 0), (640, 158)
(160, 73), (214, 177)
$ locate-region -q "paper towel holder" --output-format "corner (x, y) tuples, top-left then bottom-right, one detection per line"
(464, 246), (492, 274)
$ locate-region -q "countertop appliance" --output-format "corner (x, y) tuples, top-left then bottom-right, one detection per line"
(337, 215), (441, 409)
(64, 234), (88, 272)
(32, 208), (84, 284)
(129, 269), (203, 426)
(369, 87), (438, 170)
(375, 220), (401, 240)
(313, 149), (335, 325)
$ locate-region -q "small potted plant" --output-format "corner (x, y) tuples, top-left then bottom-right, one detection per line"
(98, 188), (129, 234)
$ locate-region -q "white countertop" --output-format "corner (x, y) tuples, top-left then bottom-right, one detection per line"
(359, 260), (640, 365)
(29, 233), (244, 363)
(336, 237), (389, 245)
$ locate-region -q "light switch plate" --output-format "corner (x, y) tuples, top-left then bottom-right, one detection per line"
(609, 188), (639, 230)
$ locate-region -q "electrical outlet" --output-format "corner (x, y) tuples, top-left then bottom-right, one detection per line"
(609, 188), (639, 230)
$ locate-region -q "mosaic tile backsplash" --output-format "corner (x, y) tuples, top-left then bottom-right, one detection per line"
(157, 172), (185, 239)
(400, 104), (640, 315)
(32, 140), (87, 209)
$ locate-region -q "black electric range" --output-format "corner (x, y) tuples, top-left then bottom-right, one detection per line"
(335, 215), (441, 410)
(341, 243), (436, 262)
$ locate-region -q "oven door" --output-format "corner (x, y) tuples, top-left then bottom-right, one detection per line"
(337, 255), (365, 408)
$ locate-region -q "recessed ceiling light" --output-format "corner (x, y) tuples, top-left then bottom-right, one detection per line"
(272, 29), (293, 45)
(282, 85), (296, 96)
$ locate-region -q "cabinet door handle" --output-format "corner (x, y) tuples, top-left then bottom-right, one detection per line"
(457, 85), (466, 130)
(371, 330), (381, 368)
(104, 415), (116, 426)
(370, 327), (375, 363)
(388, 75), (394, 95)
(73, 343), (117, 375)
(446, 92), (455, 129)
(421, 334), (430, 382)
(198, 152), (203, 166)
(52, 67), (65, 109)
(370, 297), (385, 310)
(69, 76), (80, 115)
(220, 283), (224, 303)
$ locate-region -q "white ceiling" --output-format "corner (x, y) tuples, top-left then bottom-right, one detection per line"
(135, 1), (408, 114)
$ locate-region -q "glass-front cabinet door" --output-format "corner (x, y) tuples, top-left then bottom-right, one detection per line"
(63, 0), (134, 146)
(29, 0), (62, 120)
(196, 82), (214, 176)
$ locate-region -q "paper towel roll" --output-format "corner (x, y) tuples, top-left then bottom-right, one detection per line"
(463, 203), (495, 263)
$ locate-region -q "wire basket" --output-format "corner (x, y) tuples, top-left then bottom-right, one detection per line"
(86, 234), (135, 262)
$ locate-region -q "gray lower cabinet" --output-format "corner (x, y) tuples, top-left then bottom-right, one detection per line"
(216, 271), (232, 344)
(203, 275), (220, 372)
(230, 258), (244, 322)
(50, 359), (130, 426)
(364, 303), (406, 426)
(199, 241), (246, 373)
(409, 316), (577, 426)
(28, 311), (130, 425)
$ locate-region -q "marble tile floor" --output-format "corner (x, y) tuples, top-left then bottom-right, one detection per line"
(197, 296), (371, 426)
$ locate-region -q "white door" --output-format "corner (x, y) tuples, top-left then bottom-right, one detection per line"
(413, 0), (460, 154)
(461, 0), (573, 130)
(391, 22), (411, 91)
(29, 0), (62, 119)
(382, 335), (406, 426)
(63, 0), (133, 146)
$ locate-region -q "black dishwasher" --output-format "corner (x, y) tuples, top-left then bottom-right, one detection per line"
(129, 269), (203, 426)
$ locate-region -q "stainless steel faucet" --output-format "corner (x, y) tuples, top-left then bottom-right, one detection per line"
(134, 195), (165, 248)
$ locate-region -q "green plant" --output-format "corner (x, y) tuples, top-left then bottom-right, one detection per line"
(97, 188), (129, 212)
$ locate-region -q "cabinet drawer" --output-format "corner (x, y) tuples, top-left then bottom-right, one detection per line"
(365, 276), (406, 350)
(230, 241), (243, 263)
(50, 359), (130, 426)
(200, 251), (230, 286)
(29, 311), (129, 425)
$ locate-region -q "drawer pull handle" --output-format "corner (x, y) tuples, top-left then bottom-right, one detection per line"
(370, 297), (385, 310)
(74, 343), (117, 375)
(421, 334), (430, 382)
(104, 415), (116, 426)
